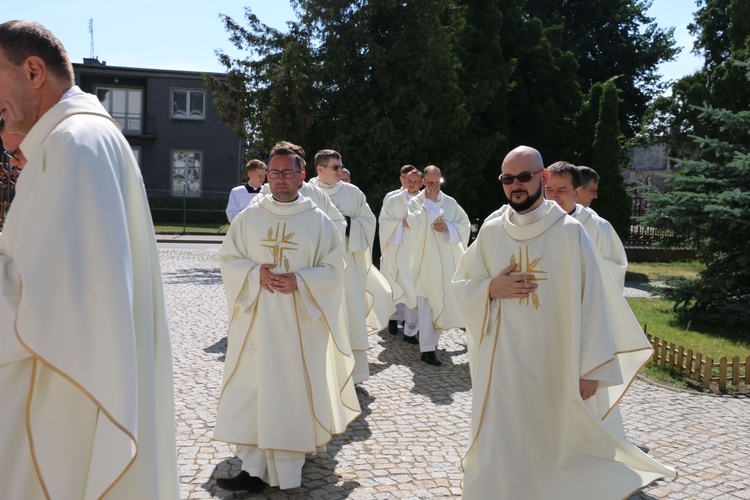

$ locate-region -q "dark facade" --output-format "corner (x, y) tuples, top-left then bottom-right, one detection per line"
(74, 59), (243, 201)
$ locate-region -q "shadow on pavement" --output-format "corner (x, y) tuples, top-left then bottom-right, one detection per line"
(201, 389), (374, 498)
(163, 267), (222, 285)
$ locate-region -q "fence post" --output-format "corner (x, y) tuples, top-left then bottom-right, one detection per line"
(719, 357), (728, 392)
(732, 356), (740, 387)
(702, 357), (713, 391)
(746, 356), (750, 385)
(694, 353), (703, 383)
(676, 346), (685, 376)
(686, 349), (694, 379)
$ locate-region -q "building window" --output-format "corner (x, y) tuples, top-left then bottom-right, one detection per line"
(131, 146), (141, 166)
(172, 150), (202, 197)
(96, 87), (142, 134)
(171, 89), (205, 120)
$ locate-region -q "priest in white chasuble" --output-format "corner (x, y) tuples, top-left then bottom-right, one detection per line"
(545, 161), (628, 289)
(406, 165), (470, 366)
(379, 169), (424, 340)
(452, 146), (675, 499)
(0, 21), (178, 499)
(309, 149), (379, 384)
(214, 148), (360, 493)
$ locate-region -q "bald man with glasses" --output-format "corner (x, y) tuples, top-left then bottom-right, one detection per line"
(452, 145), (674, 498)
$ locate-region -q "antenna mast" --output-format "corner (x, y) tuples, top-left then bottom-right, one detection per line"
(88, 19), (95, 59)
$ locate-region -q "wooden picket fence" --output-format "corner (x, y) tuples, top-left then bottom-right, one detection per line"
(644, 326), (750, 393)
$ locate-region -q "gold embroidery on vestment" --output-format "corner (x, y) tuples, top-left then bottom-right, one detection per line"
(262, 222), (299, 272)
(510, 246), (547, 309)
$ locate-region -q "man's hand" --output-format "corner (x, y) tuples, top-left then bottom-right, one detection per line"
(273, 273), (298, 294)
(260, 263), (277, 293)
(402, 219), (409, 228)
(488, 264), (537, 299)
(260, 263), (298, 294)
(579, 379), (598, 400)
(425, 181), (440, 201)
(432, 221), (448, 232)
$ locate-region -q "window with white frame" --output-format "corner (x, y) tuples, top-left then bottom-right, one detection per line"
(171, 150), (202, 197)
(171, 89), (205, 120)
(96, 87), (143, 134)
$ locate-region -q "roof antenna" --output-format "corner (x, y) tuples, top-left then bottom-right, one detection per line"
(88, 18), (95, 59)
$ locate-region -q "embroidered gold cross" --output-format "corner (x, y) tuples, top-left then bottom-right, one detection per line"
(510, 246), (547, 310)
(261, 222), (298, 272)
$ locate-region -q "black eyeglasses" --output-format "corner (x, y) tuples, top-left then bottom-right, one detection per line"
(499, 170), (542, 185)
(267, 169), (301, 179)
(323, 164), (342, 171)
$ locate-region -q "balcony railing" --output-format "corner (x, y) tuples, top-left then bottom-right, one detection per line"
(110, 112), (142, 135)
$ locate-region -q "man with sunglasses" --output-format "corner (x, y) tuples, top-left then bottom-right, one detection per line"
(215, 146), (360, 494)
(309, 149), (378, 384)
(453, 145), (674, 498)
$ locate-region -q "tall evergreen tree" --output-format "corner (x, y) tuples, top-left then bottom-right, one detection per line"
(574, 82), (603, 166)
(641, 61), (750, 327)
(591, 81), (631, 240)
(525, 0), (678, 136)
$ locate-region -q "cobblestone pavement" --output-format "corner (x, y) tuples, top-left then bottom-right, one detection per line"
(161, 247), (750, 499)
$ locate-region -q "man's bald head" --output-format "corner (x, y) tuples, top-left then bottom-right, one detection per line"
(423, 165), (441, 178)
(501, 146), (544, 173)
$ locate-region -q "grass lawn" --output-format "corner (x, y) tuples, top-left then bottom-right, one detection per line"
(626, 261), (749, 392)
(626, 260), (704, 283)
(154, 223), (228, 234)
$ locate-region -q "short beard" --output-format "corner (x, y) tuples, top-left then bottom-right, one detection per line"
(508, 181), (543, 213)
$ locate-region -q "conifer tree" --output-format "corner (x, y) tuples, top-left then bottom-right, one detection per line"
(641, 61), (750, 328)
(591, 81), (631, 240)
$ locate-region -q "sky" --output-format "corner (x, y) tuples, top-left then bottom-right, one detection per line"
(4, 0), (703, 84)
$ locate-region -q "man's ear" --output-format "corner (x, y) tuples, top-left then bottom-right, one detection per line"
(540, 169), (550, 187)
(574, 186), (582, 200)
(300, 170), (306, 183)
(24, 56), (48, 90)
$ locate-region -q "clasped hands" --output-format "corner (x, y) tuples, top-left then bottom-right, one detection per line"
(260, 263), (298, 294)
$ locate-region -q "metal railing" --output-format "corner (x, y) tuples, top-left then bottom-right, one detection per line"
(0, 167), (20, 231)
(110, 112), (142, 135)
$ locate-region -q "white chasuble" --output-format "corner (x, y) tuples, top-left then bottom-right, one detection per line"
(308, 178), (381, 383)
(452, 201), (675, 499)
(379, 190), (417, 309)
(0, 92), (179, 499)
(407, 191), (470, 329)
(574, 204), (628, 289)
(215, 195), (360, 455)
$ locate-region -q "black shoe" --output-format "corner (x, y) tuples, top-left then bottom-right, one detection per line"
(403, 333), (419, 345)
(216, 471), (266, 493)
(388, 320), (399, 335)
(421, 351), (442, 366)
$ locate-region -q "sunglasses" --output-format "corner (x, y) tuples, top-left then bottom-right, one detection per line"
(499, 170), (543, 185)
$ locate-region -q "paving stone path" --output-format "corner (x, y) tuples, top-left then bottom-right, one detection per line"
(161, 247), (750, 499)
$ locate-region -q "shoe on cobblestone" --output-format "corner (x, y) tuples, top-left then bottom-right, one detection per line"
(421, 351), (442, 366)
(216, 471), (266, 492)
(388, 320), (399, 335)
(403, 333), (419, 345)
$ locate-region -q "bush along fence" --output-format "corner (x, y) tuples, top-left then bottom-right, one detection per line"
(644, 327), (749, 393)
